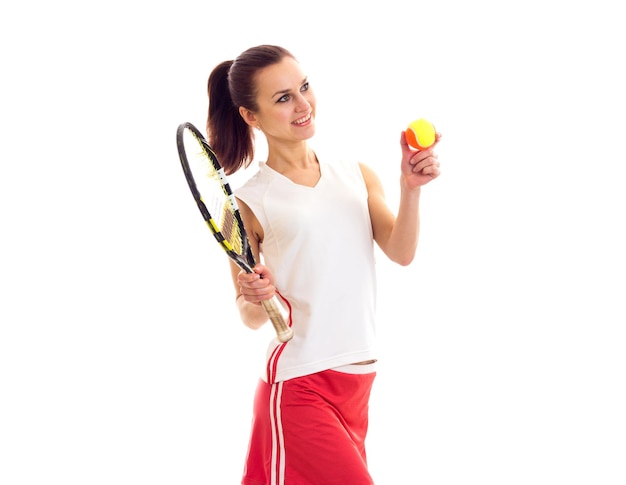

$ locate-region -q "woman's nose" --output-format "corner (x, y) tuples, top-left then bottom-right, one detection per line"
(295, 93), (310, 111)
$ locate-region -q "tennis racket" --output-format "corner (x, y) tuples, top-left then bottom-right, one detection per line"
(176, 122), (294, 343)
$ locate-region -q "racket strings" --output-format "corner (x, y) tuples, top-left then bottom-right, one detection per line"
(184, 129), (246, 258)
(199, 165), (244, 255)
(218, 202), (245, 254)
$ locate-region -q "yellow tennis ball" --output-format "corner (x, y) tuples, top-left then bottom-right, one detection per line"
(406, 118), (436, 150)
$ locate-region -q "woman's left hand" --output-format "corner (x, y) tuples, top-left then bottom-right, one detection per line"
(400, 131), (442, 189)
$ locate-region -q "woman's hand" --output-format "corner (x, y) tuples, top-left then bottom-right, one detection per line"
(237, 263), (277, 304)
(399, 131), (442, 189)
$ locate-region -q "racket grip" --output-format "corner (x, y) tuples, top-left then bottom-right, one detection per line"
(261, 297), (294, 343)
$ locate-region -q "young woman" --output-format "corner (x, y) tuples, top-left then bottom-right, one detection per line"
(206, 45), (441, 485)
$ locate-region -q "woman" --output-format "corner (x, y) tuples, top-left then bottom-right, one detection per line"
(206, 45), (440, 485)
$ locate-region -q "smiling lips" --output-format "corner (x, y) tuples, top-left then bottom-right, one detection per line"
(292, 113), (312, 125)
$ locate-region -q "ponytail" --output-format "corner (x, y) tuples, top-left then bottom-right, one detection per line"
(206, 60), (253, 175)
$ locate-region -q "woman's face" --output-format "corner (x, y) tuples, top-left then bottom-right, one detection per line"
(248, 57), (316, 144)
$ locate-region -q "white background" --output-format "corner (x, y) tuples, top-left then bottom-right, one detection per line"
(1, 1), (625, 484)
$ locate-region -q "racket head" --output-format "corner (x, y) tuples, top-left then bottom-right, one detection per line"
(176, 122), (255, 272)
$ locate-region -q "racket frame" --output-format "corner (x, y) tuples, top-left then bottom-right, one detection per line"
(176, 122), (294, 343)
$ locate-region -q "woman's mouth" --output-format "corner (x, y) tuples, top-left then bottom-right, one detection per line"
(292, 113), (312, 125)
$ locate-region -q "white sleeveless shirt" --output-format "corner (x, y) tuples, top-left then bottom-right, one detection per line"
(235, 156), (377, 384)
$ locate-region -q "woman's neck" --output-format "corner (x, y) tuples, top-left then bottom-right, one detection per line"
(266, 144), (320, 187)
(266, 142), (315, 170)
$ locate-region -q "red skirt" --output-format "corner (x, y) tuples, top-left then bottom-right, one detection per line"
(242, 369), (376, 485)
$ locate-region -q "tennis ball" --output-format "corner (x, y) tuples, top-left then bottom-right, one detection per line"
(406, 118), (436, 150)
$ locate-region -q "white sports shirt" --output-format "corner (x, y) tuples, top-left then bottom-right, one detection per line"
(235, 156), (378, 384)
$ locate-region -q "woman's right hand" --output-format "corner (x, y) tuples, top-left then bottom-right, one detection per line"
(237, 263), (277, 304)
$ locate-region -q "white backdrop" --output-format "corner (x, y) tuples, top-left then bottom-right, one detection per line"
(1, 1), (625, 484)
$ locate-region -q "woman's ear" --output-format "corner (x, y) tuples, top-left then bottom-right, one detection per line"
(239, 107), (258, 128)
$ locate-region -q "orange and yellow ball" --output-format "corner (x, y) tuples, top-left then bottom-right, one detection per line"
(405, 118), (436, 150)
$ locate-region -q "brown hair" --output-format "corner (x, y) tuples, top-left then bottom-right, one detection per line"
(206, 45), (296, 174)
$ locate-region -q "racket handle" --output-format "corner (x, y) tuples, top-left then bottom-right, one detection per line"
(261, 297), (294, 343)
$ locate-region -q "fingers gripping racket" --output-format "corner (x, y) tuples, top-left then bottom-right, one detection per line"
(176, 122), (294, 343)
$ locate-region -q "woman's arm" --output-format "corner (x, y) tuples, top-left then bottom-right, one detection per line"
(229, 198), (276, 330)
(362, 131), (441, 266)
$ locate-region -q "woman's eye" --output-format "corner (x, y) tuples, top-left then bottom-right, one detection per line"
(301, 82), (309, 92)
(278, 94), (290, 103)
